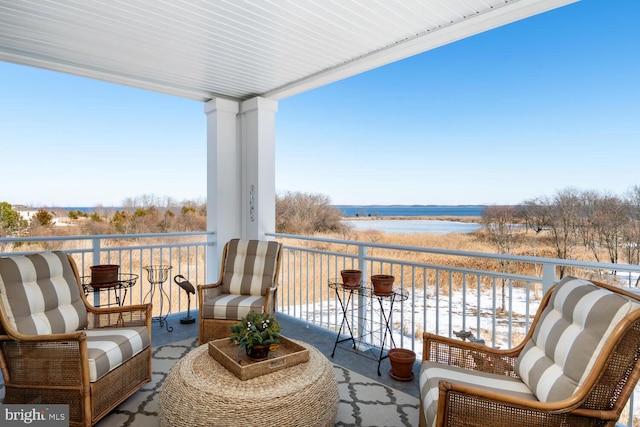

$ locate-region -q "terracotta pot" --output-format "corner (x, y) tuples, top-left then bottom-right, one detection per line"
(90, 264), (119, 286)
(371, 274), (394, 295)
(246, 344), (270, 361)
(388, 348), (416, 381)
(340, 269), (362, 288)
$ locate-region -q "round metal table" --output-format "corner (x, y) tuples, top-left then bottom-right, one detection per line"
(81, 273), (138, 306)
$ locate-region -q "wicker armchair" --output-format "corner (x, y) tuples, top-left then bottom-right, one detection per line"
(419, 276), (640, 427)
(198, 238), (282, 344)
(0, 251), (152, 427)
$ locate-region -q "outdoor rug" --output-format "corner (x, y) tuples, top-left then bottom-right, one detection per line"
(0, 337), (419, 426)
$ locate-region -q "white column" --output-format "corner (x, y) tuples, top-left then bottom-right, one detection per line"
(240, 97), (278, 240)
(204, 97), (240, 281)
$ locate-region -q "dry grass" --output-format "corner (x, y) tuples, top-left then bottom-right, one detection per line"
(8, 226), (624, 323)
(277, 226), (625, 308)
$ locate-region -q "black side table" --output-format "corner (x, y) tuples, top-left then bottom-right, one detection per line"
(329, 280), (408, 375)
(81, 273), (138, 307)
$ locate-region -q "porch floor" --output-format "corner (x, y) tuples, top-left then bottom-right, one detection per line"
(153, 312), (421, 399)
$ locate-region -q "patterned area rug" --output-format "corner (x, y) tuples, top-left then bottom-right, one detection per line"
(0, 337), (419, 426)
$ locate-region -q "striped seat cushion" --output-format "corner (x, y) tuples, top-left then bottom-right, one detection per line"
(85, 326), (150, 382)
(515, 276), (640, 402)
(0, 251), (88, 335)
(420, 361), (537, 427)
(221, 239), (280, 297)
(200, 294), (266, 321)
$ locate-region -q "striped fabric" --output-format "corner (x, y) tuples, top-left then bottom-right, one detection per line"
(420, 361), (537, 427)
(0, 251), (88, 335)
(515, 276), (640, 402)
(85, 326), (150, 382)
(221, 239), (280, 297)
(200, 294), (266, 321)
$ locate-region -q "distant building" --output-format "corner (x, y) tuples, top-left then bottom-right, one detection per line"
(12, 205), (69, 226)
(12, 205), (38, 222)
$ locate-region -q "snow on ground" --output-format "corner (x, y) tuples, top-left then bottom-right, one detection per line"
(285, 286), (639, 423)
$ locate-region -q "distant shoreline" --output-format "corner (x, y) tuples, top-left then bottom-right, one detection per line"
(335, 205), (486, 219)
(343, 215), (482, 223)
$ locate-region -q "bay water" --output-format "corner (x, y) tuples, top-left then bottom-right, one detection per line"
(335, 205), (484, 235)
(335, 205), (485, 218)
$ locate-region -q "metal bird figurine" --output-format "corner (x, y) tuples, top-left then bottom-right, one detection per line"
(173, 274), (196, 324)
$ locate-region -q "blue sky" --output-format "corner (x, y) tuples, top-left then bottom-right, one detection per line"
(1, 0), (638, 208)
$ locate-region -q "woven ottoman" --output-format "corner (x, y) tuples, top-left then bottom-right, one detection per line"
(159, 340), (338, 427)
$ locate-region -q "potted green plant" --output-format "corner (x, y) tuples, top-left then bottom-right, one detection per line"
(229, 311), (281, 360)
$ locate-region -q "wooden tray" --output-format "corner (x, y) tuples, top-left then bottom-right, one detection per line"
(208, 336), (309, 381)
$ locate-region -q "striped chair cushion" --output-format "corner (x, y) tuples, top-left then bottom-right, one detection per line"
(200, 294), (266, 321)
(85, 326), (150, 382)
(515, 276), (640, 402)
(420, 361), (537, 427)
(221, 239), (280, 297)
(0, 251), (88, 335)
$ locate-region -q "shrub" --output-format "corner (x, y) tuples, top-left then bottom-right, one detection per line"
(276, 191), (347, 235)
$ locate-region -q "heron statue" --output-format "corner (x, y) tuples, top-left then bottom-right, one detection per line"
(173, 274), (196, 324)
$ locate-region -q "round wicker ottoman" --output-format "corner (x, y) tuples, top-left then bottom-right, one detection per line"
(159, 340), (338, 427)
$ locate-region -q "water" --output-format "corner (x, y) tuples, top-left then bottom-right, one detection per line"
(336, 205), (484, 234)
(335, 205), (485, 217)
(343, 219), (481, 234)
(59, 205), (483, 234)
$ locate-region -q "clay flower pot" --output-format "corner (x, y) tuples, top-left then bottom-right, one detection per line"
(371, 274), (394, 295)
(90, 264), (119, 286)
(388, 348), (416, 381)
(340, 269), (362, 288)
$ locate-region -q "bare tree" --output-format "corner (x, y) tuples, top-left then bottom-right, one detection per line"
(577, 191), (629, 268)
(516, 198), (552, 278)
(547, 189), (582, 278)
(623, 186), (640, 285)
(577, 190), (602, 262)
(517, 198), (550, 260)
(596, 194), (629, 266)
(517, 199), (549, 236)
(481, 205), (520, 312)
(276, 191), (346, 235)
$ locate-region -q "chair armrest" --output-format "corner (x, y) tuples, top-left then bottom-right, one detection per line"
(197, 280), (223, 301)
(1, 329), (86, 342)
(86, 303), (152, 329)
(423, 332), (520, 377)
(265, 284), (278, 314)
(198, 281), (223, 290)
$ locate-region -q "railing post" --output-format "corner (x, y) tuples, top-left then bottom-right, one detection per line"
(357, 244), (367, 341)
(542, 262), (556, 294)
(92, 237), (101, 307)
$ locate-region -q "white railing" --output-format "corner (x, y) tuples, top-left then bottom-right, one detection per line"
(2, 231), (638, 425)
(271, 233), (640, 348)
(270, 232), (640, 426)
(0, 232), (214, 316)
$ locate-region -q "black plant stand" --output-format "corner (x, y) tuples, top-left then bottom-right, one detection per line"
(329, 281), (408, 376)
(143, 265), (173, 332)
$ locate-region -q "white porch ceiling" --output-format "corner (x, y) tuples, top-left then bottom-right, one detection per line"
(0, 0), (577, 102)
